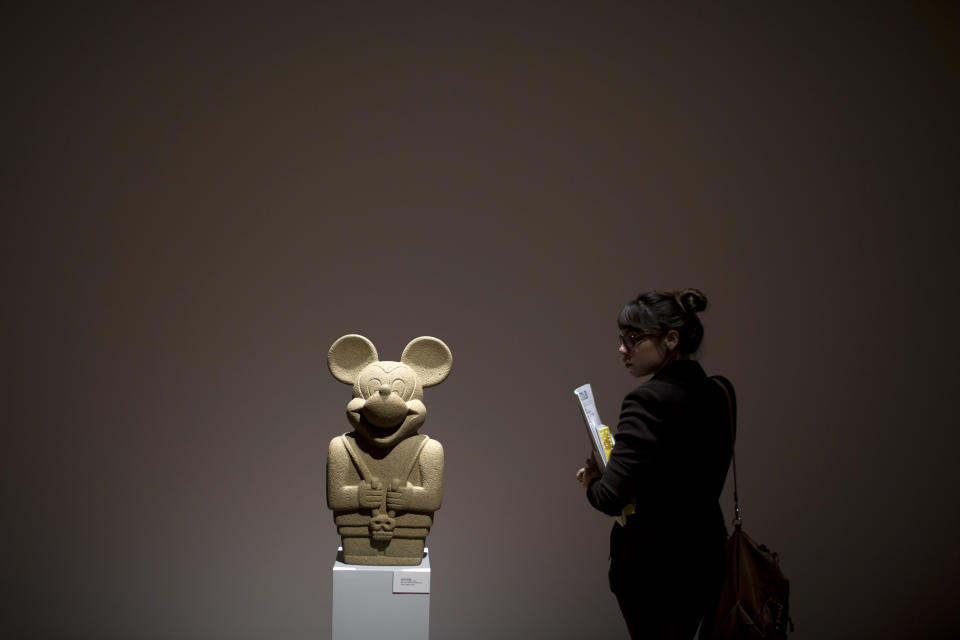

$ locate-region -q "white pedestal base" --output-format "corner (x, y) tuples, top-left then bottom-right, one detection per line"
(331, 547), (431, 640)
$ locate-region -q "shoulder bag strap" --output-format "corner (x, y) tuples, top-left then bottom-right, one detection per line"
(712, 376), (741, 527)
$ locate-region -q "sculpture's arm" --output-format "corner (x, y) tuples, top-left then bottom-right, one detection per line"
(327, 438), (362, 510)
(328, 436), (386, 510)
(387, 439), (443, 513)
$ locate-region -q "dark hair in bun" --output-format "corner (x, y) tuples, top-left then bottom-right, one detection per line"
(618, 288), (708, 355)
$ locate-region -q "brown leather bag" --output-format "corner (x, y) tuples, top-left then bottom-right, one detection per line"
(710, 377), (792, 639)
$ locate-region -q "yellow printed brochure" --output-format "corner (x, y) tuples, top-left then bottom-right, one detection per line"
(596, 425), (615, 461)
(574, 383), (635, 524)
(573, 383), (613, 469)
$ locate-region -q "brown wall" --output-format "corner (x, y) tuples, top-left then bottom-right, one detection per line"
(4, 3), (958, 638)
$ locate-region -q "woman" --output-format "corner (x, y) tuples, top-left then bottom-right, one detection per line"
(577, 289), (734, 639)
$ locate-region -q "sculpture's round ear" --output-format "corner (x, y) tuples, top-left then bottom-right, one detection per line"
(328, 334), (378, 384)
(401, 337), (453, 387)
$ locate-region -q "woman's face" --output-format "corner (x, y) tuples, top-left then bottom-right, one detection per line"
(618, 330), (678, 377)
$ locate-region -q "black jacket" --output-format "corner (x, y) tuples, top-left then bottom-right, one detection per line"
(587, 359), (734, 593)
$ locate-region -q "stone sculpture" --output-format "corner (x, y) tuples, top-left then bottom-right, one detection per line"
(326, 334), (451, 565)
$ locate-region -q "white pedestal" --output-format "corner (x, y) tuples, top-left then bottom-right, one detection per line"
(331, 547), (431, 640)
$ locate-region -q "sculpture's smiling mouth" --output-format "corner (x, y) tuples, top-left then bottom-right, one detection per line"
(364, 422), (398, 439)
(355, 416), (406, 448)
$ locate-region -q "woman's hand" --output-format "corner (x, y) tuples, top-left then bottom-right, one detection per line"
(576, 456), (601, 488)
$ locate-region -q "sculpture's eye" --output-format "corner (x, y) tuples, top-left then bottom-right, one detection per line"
(367, 378), (382, 396)
(392, 380), (406, 397)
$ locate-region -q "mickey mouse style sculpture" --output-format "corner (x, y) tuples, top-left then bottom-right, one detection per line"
(326, 334), (451, 565)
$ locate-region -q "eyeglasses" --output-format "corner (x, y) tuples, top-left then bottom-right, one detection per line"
(618, 331), (657, 349)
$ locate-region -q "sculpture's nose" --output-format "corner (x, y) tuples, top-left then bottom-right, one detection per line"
(378, 384), (391, 397)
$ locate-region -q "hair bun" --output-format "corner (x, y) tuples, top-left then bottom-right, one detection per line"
(676, 288), (707, 314)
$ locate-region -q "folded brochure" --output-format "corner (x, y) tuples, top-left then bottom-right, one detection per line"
(573, 383), (615, 468)
(574, 383), (635, 523)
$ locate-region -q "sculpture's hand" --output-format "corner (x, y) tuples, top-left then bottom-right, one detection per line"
(386, 480), (410, 512)
(358, 479), (386, 509)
